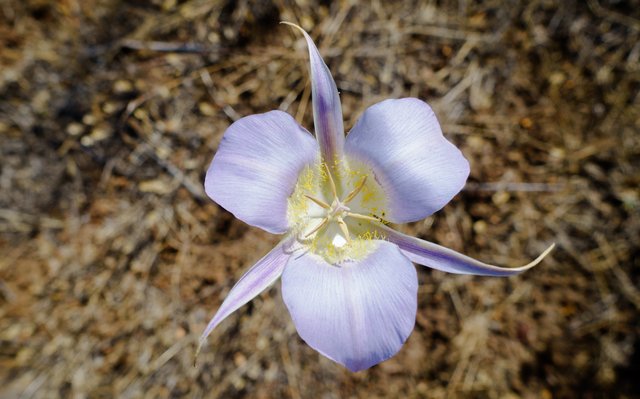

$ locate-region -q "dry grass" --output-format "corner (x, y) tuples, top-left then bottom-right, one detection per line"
(1, 0), (639, 398)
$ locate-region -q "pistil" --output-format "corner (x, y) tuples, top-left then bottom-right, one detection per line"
(300, 169), (382, 245)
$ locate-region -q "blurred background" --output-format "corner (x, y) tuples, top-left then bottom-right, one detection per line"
(1, 0), (639, 398)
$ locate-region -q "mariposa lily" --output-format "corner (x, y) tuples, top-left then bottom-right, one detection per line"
(198, 23), (554, 372)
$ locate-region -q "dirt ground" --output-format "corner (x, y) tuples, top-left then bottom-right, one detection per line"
(1, 0), (639, 398)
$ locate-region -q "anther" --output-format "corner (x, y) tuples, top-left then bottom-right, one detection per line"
(304, 194), (330, 209)
(323, 163), (338, 199)
(345, 212), (382, 223)
(336, 217), (351, 243)
(342, 176), (367, 204)
(304, 218), (328, 238)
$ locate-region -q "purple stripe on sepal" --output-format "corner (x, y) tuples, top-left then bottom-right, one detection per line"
(282, 22), (344, 164)
(197, 238), (293, 357)
(379, 225), (555, 276)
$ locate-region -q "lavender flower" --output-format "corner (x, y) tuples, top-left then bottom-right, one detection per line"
(198, 23), (554, 372)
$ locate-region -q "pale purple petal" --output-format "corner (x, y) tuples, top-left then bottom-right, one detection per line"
(206, 111), (318, 234)
(281, 241), (417, 372)
(379, 225), (555, 276)
(283, 22), (344, 164)
(198, 239), (292, 353)
(345, 98), (470, 223)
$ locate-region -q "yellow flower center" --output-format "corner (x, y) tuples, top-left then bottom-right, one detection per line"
(287, 158), (388, 264)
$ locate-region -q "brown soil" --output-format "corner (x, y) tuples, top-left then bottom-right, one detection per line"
(1, 0), (639, 398)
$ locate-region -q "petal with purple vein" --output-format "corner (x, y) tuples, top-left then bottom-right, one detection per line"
(282, 241), (417, 371)
(206, 110), (318, 234)
(345, 98), (469, 223)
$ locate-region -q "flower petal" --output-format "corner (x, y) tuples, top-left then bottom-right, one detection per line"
(380, 225), (555, 276)
(281, 241), (417, 371)
(345, 98), (470, 223)
(206, 110), (318, 233)
(197, 239), (292, 355)
(283, 22), (344, 164)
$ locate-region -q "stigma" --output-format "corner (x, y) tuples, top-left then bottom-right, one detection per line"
(287, 158), (388, 264)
